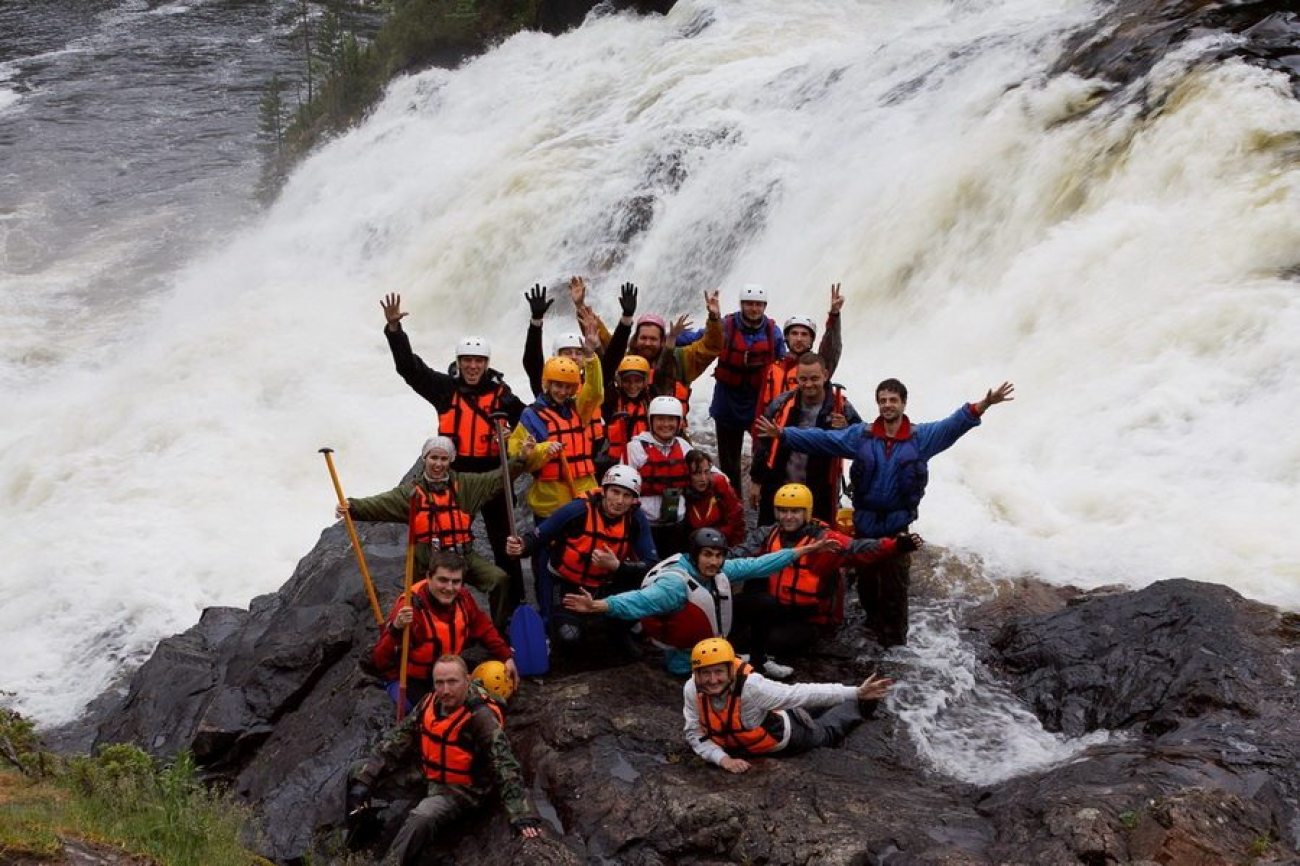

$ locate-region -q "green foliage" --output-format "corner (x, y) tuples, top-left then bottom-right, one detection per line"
(0, 703), (51, 778)
(1118, 809), (1139, 830)
(1248, 834), (1273, 858)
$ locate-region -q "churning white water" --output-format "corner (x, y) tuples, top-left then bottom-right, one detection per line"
(2, 0), (1298, 733)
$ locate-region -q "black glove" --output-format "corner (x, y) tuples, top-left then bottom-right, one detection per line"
(894, 533), (919, 554)
(618, 282), (638, 317)
(346, 782), (371, 816)
(525, 284), (553, 320)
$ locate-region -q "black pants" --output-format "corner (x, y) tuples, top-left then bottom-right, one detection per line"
(650, 521), (689, 560)
(713, 420), (747, 497)
(480, 492), (524, 618)
(855, 552), (911, 647)
(784, 701), (864, 754)
(731, 593), (820, 667)
(548, 575), (641, 656)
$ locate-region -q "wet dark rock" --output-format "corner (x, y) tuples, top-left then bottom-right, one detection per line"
(64, 518), (1300, 866)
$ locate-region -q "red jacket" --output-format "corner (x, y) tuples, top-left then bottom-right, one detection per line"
(685, 472), (746, 545)
(370, 584), (512, 681)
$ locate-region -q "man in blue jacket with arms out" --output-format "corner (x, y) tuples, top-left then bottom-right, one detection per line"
(756, 378), (1014, 647)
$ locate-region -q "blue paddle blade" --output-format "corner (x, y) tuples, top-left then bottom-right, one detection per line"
(509, 604), (549, 676)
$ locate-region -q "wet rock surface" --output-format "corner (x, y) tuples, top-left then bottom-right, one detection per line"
(62, 509), (1300, 865)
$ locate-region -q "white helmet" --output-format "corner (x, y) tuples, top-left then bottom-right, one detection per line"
(456, 336), (491, 359)
(783, 315), (816, 338)
(553, 331), (584, 354)
(602, 464), (642, 496)
(739, 284), (768, 304)
(648, 395), (684, 419)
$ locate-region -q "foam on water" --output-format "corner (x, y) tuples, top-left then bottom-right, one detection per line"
(2, 0), (1298, 726)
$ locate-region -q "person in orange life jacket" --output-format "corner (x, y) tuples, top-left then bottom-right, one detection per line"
(684, 449), (745, 546)
(600, 354), (653, 475)
(348, 655), (541, 866)
(367, 551), (518, 713)
(709, 283), (788, 495)
(576, 283), (725, 411)
(505, 466), (657, 647)
(506, 315), (605, 520)
(682, 638), (894, 774)
(379, 293), (527, 615)
(338, 435), (532, 631)
(728, 484), (921, 676)
(624, 395), (694, 557)
(750, 352), (860, 525)
(755, 379), (1015, 648)
(753, 283), (846, 418)
(561, 527), (840, 676)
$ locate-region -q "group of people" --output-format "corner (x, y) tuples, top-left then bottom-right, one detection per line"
(340, 279), (1013, 863)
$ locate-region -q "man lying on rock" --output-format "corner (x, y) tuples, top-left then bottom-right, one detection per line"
(683, 637), (894, 774)
(348, 654), (542, 865)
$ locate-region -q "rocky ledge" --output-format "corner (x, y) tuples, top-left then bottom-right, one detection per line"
(54, 517), (1300, 865)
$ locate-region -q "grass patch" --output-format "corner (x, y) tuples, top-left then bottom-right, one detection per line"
(1, 709), (268, 866)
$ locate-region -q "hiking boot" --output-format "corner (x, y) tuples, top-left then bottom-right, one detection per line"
(762, 659), (794, 679)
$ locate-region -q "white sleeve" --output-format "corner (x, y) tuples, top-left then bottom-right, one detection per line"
(625, 438), (647, 471)
(741, 673), (859, 714)
(682, 680), (729, 766)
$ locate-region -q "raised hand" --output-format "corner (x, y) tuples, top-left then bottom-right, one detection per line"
(619, 282), (638, 318)
(668, 313), (694, 342)
(381, 293), (407, 329)
(525, 283), (553, 320)
(977, 381), (1015, 413)
(569, 275), (587, 309)
(705, 289), (721, 319)
(579, 308), (601, 353)
(829, 282), (844, 315)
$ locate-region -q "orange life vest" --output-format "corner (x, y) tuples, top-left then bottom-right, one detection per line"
(636, 437), (690, 497)
(438, 387), (505, 460)
(605, 393), (649, 462)
(551, 492), (634, 589)
(764, 524), (826, 608)
(418, 696), (505, 785)
(696, 661), (783, 755)
(713, 313), (778, 390)
(757, 356), (799, 415)
(590, 405), (606, 445)
(409, 481), (473, 552)
(534, 404), (596, 482)
(395, 584), (471, 683)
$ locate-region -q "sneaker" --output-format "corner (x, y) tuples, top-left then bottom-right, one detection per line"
(762, 659), (794, 679)
(737, 653), (751, 663)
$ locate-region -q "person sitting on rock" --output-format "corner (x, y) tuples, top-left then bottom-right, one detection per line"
(755, 378), (1014, 648)
(683, 449), (745, 546)
(682, 637), (894, 774)
(369, 551), (518, 712)
(339, 434), (531, 630)
(750, 351), (861, 525)
(560, 528), (839, 676)
(728, 484), (919, 675)
(504, 465), (656, 646)
(624, 395), (694, 557)
(348, 654), (542, 865)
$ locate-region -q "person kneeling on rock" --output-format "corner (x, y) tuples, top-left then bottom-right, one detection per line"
(682, 637), (893, 774)
(369, 550), (518, 712)
(348, 654), (542, 864)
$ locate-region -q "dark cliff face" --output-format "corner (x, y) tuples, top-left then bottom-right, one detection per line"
(538, 0), (677, 35)
(68, 510), (1300, 864)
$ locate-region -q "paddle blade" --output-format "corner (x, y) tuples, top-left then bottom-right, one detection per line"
(508, 605), (549, 676)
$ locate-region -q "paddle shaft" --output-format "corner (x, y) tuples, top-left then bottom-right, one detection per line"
(491, 416), (518, 538)
(320, 449), (384, 626)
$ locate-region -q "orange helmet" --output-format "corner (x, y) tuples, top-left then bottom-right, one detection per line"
(471, 660), (516, 703)
(542, 356), (582, 386)
(690, 637), (736, 670)
(773, 483), (813, 515)
(616, 355), (651, 378)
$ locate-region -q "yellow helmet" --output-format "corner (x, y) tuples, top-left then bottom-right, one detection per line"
(471, 660), (516, 703)
(773, 483), (813, 514)
(836, 507), (855, 535)
(542, 356), (582, 386)
(616, 355), (651, 377)
(690, 637), (736, 670)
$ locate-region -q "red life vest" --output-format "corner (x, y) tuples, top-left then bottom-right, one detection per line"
(638, 554), (732, 650)
(713, 313), (778, 390)
(409, 481), (473, 552)
(757, 355), (799, 415)
(418, 696), (505, 785)
(590, 405), (606, 445)
(390, 584), (471, 683)
(763, 524), (826, 608)
(696, 661), (784, 755)
(438, 387), (505, 460)
(551, 492), (635, 588)
(635, 436), (690, 497)
(534, 403), (596, 482)
(605, 393), (649, 462)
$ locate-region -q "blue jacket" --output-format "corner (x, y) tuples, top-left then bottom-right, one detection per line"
(527, 495), (659, 580)
(708, 313), (787, 427)
(601, 549), (798, 674)
(781, 404), (981, 538)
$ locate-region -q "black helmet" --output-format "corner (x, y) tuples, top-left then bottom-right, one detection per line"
(688, 528), (728, 561)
